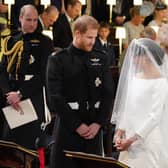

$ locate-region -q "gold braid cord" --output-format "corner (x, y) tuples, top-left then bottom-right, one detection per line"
(3, 36), (24, 78)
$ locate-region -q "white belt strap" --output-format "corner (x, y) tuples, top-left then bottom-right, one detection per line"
(68, 102), (79, 110)
(41, 87), (52, 131)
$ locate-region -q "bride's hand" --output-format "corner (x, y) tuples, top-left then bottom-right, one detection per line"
(115, 138), (132, 151)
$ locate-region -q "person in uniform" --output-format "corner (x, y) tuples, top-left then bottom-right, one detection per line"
(46, 15), (115, 168)
(0, 4), (53, 150)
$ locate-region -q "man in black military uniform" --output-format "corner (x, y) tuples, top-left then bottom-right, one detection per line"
(47, 15), (114, 168)
(0, 4), (53, 150)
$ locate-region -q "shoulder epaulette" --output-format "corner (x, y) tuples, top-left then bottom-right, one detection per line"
(51, 48), (67, 57)
(2, 35), (24, 79)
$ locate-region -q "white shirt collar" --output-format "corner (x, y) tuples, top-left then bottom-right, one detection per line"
(99, 37), (107, 46)
(65, 12), (73, 23)
(39, 16), (45, 30)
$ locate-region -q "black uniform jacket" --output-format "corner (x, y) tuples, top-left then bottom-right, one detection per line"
(52, 13), (73, 48)
(36, 19), (43, 33)
(47, 45), (114, 132)
(0, 31), (53, 149)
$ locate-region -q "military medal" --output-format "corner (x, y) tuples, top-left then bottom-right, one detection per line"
(29, 55), (35, 64)
(94, 101), (100, 108)
(90, 58), (100, 62)
(95, 77), (102, 87)
(90, 58), (101, 66)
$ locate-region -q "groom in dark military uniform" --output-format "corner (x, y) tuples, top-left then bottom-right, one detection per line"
(47, 15), (115, 168)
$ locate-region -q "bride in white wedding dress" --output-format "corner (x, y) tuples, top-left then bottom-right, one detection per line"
(111, 38), (168, 168)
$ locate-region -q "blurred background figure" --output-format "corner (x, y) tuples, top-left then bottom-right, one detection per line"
(158, 23), (168, 55)
(94, 21), (116, 66)
(0, 1), (9, 42)
(52, 0), (82, 48)
(143, 0), (157, 26)
(36, 5), (59, 32)
(123, 6), (145, 49)
(118, 6), (145, 68)
(0, 10), (8, 140)
(91, 0), (109, 22)
(148, 1), (168, 27)
(0, 2), (8, 17)
(51, 0), (65, 13)
(112, 0), (133, 26)
(139, 26), (157, 40)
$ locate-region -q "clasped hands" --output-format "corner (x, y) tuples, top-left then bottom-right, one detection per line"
(76, 123), (101, 140)
(114, 136), (134, 151)
(114, 129), (138, 151)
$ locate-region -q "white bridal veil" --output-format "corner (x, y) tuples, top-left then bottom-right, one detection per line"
(111, 38), (168, 164)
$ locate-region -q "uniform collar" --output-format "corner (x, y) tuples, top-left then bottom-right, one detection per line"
(69, 44), (91, 56)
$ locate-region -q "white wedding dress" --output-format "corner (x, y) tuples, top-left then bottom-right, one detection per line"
(118, 77), (168, 168)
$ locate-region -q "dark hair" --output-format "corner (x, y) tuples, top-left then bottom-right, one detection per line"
(64, 0), (81, 10)
(155, 1), (167, 11)
(135, 38), (164, 65)
(99, 22), (111, 29)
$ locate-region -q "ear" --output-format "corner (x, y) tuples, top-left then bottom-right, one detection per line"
(19, 16), (22, 23)
(74, 30), (81, 38)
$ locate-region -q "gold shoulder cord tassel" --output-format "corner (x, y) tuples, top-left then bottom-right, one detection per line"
(2, 36), (24, 79)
